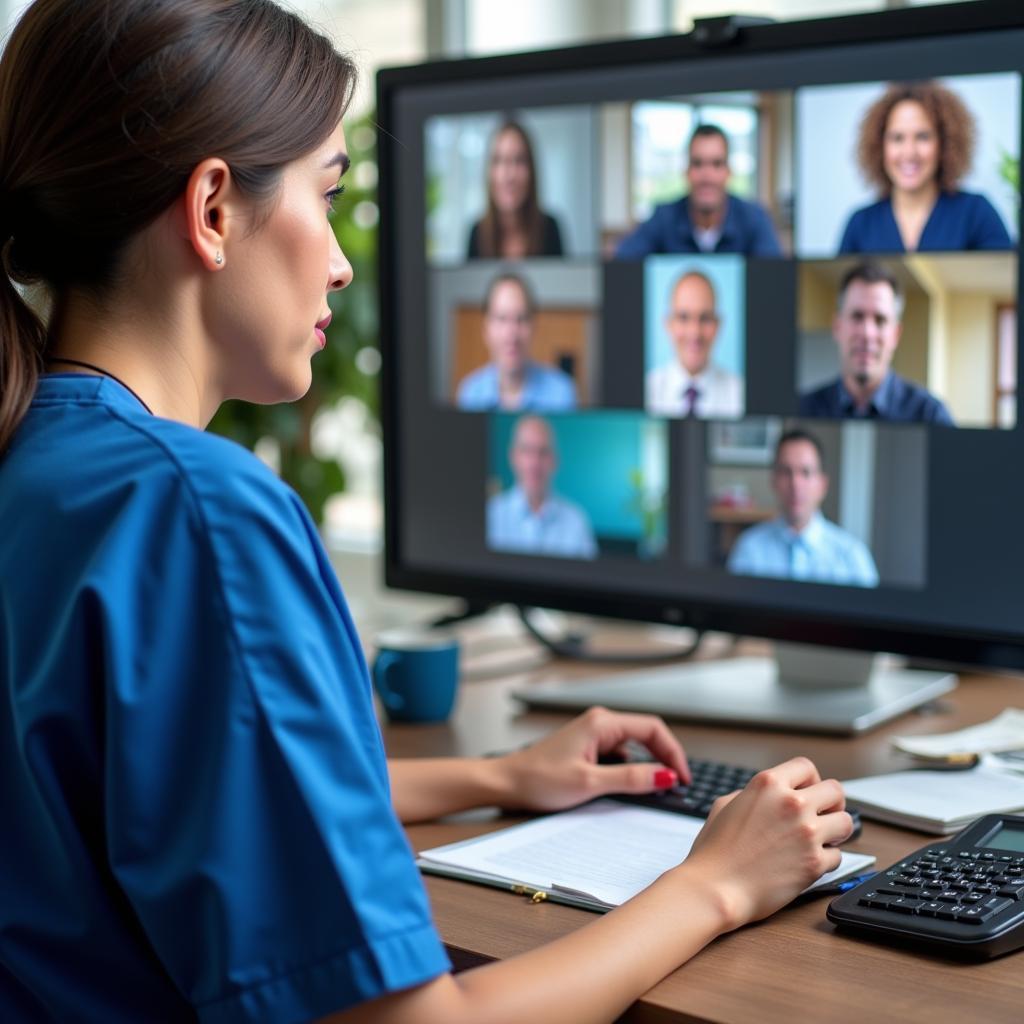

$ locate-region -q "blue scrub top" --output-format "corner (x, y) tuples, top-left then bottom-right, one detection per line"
(0, 376), (449, 1023)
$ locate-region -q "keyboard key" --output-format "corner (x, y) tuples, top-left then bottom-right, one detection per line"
(996, 885), (1024, 900)
(955, 907), (985, 924)
(918, 902), (944, 917)
(887, 897), (924, 914)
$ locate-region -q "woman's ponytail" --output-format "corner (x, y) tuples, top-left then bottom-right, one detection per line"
(0, 237), (46, 454)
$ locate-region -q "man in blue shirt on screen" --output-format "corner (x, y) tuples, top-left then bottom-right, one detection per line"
(799, 262), (954, 424)
(615, 125), (782, 258)
(456, 273), (577, 412)
(727, 429), (879, 587)
(487, 414), (597, 559)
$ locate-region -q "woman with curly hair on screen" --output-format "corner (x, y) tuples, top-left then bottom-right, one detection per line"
(838, 80), (1012, 253)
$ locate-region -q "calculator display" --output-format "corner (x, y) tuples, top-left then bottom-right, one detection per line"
(979, 822), (1024, 853)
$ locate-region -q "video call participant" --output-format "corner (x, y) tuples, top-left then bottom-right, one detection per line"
(487, 415), (597, 559)
(646, 270), (743, 418)
(466, 120), (564, 259)
(616, 124), (781, 258)
(839, 80), (1012, 253)
(799, 262), (954, 424)
(727, 430), (879, 587)
(456, 273), (577, 412)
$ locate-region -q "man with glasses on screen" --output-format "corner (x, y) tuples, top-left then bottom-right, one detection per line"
(615, 124), (782, 258)
(799, 262), (954, 424)
(727, 429), (879, 587)
(646, 270), (743, 418)
(487, 415), (597, 560)
(456, 273), (577, 412)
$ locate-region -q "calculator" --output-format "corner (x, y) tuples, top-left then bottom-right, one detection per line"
(827, 814), (1024, 958)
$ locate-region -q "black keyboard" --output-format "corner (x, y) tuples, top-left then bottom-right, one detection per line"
(605, 750), (862, 838)
(611, 756), (758, 817)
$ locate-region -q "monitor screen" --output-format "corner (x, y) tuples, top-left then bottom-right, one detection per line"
(377, 4), (1024, 669)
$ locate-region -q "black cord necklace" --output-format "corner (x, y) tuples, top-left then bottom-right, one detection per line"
(47, 356), (154, 416)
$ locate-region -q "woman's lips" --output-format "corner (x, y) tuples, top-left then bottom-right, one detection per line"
(315, 313), (332, 349)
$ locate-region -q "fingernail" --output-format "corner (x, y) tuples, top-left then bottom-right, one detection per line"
(654, 768), (678, 789)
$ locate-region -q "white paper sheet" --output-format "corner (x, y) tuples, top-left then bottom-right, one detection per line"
(893, 709), (1024, 758)
(420, 799), (874, 908)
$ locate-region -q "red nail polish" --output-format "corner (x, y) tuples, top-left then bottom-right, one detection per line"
(654, 768), (678, 789)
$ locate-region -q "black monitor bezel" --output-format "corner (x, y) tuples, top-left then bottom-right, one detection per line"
(376, 0), (1024, 672)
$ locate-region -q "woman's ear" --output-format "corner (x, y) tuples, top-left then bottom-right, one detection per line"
(181, 158), (235, 271)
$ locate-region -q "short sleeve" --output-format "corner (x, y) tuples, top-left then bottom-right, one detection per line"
(101, 437), (449, 1024)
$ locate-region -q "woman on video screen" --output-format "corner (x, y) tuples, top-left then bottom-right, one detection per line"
(466, 120), (565, 259)
(838, 80), (1012, 253)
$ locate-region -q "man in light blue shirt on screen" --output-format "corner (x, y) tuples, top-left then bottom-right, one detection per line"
(727, 428), (879, 587)
(487, 415), (597, 559)
(456, 273), (577, 412)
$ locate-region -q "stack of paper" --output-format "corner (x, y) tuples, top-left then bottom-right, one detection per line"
(418, 799), (875, 912)
(843, 758), (1024, 835)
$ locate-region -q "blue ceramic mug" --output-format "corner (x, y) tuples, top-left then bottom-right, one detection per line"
(372, 629), (460, 723)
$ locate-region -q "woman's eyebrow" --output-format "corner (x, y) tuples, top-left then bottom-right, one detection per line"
(324, 151), (351, 175)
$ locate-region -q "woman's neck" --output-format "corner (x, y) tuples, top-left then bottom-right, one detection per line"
(890, 182), (940, 251)
(891, 181), (940, 215)
(46, 290), (211, 427)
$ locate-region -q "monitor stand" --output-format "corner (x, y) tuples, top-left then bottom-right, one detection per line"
(513, 642), (957, 735)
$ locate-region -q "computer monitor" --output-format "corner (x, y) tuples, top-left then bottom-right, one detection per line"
(376, 2), (1024, 732)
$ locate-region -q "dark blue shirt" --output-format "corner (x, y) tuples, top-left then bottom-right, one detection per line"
(838, 191), (1013, 253)
(615, 193), (782, 258)
(0, 376), (449, 1023)
(799, 372), (955, 425)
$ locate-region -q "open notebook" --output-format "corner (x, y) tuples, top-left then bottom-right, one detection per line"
(418, 799), (875, 912)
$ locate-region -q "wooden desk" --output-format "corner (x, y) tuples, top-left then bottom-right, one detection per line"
(382, 655), (1024, 1023)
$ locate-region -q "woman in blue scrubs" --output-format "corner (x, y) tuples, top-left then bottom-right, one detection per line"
(0, 3), (853, 1022)
(839, 80), (1012, 253)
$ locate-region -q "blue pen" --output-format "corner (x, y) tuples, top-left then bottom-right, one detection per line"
(819, 871), (878, 897)
(795, 871), (878, 902)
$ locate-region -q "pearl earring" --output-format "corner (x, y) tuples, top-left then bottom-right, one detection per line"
(214, 251), (223, 265)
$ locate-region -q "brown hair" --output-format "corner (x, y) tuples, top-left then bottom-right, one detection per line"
(0, 0), (356, 452)
(476, 121), (545, 258)
(837, 261), (905, 318)
(482, 272), (536, 319)
(856, 81), (975, 196)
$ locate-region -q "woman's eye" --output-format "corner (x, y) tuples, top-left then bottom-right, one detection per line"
(325, 183), (346, 214)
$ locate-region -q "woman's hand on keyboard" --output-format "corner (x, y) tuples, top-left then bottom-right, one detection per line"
(497, 705), (690, 812)
(682, 756), (853, 929)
